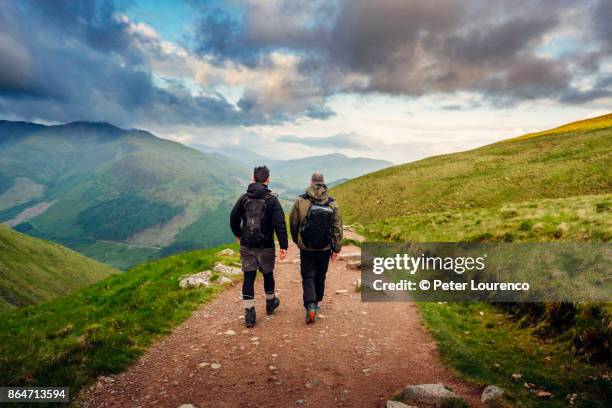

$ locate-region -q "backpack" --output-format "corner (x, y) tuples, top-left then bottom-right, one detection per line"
(241, 195), (269, 247)
(300, 198), (334, 249)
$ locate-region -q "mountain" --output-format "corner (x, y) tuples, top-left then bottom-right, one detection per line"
(332, 114), (612, 223)
(0, 224), (117, 313)
(272, 153), (392, 188)
(189, 146), (392, 192)
(0, 121), (250, 268)
(189, 143), (281, 169)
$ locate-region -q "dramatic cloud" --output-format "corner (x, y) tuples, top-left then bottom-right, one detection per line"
(193, 0), (612, 105)
(0, 0), (610, 128)
(0, 0), (267, 126)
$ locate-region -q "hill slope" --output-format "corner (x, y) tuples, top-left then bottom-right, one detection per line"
(332, 114), (612, 223)
(0, 121), (250, 268)
(0, 225), (117, 313)
(0, 244), (239, 395)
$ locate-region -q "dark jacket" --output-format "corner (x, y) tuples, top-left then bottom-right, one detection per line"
(289, 183), (342, 252)
(230, 182), (288, 250)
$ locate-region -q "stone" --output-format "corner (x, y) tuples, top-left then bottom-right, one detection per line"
(401, 383), (457, 405)
(338, 252), (361, 262)
(217, 276), (233, 284)
(216, 248), (235, 256)
(535, 390), (552, 398)
(336, 289), (349, 294)
(346, 260), (361, 270)
(224, 329), (236, 336)
(210, 363), (221, 369)
(386, 402), (416, 408)
(197, 362), (209, 368)
(268, 365), (278, 371)
(178, 405), (196, 408)
(213, 262), (241, 276)
(481, 385), (504, 405)
(179, 271), (212, 288)
(511, 373), (522, 382)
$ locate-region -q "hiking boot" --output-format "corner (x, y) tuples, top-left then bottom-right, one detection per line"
(245, 307), (256, 328)
(305, 303), (316, 324)
(266, 297), (280, 315)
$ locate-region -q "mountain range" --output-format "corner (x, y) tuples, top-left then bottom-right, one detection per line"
(0, 121), (392, 268)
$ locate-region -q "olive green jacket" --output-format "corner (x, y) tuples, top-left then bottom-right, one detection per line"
(289, 184), (343, 252)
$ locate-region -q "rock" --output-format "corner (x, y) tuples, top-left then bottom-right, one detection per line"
(178, 405), (196, 408)
(197, 362), (209, 368)
(511, 373), (522, 382)
(535, 390), (552, 398)
(481, 385), (504, 405)
(250, 336), (259, 342)
(401, 383), (457, 405)
(338, 252), (361, 262)
(346, 260), (361, 270)
(268, 365), (278, 371)
(386, 402), (416, 408)
(210, 363), (222, 369)
(217, 276), (233, 284)
(224, 329), (236, 336)
(216, 248), (235, 256)
(336, 289), (349, 294)
(179, 271), (212, 288)
(213, 262), (241, 276)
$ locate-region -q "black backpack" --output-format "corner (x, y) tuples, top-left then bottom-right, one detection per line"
(241, 196), (269, 247)
(300, 198), (334, 249)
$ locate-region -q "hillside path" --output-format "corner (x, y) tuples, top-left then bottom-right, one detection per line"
(84, 243), (484, 408)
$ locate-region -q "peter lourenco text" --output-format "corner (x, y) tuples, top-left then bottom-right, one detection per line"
(372, 253), (486, 275)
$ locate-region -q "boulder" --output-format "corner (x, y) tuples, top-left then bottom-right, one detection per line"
(216, 248), (235, 256)
(179, 271), (212, 288)
(481, 385), (504, 406)
(338, 252), (361, 262)
(217, 276), (233, 284)
(386, 401), (416, 408)
(401, 383), (456, 406)
(213, 262), (241, 276)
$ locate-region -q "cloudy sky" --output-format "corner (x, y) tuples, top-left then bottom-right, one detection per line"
(0, 0), (610, 163)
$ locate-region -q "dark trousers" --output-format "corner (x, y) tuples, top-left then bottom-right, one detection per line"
(300, 249), (331, 308)
(242, 270), (275, 300)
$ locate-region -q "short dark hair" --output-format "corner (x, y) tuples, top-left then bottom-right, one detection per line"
(254, 166), (270, 183)
(311, 172), (324, 183)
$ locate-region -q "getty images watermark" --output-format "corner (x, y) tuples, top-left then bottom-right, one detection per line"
(359, 242), (611, 302)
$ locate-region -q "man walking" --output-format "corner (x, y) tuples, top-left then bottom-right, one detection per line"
(290, 172), (342, 324)
(230, 166), (288, 328)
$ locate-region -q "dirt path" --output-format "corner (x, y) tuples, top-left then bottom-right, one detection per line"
(84, 243), (484, 408)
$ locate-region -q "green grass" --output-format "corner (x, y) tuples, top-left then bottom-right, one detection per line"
(0, 225), (118, 311)
(332, 114), (612, 223)
(363, 194), (611, 243)
(0, 243), (240, 403)
(331, 115), (612, 405)
(419, 303), (611, 407)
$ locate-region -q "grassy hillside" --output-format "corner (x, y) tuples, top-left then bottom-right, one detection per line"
(0, 225), (117, 314)
(333, 115), (612, 406)
(332, 114), (611, 223)
(0, 244), (239, 401)
(0, 121), (249, 268)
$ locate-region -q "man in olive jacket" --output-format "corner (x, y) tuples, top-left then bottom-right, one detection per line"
(289, 172), (342, 323)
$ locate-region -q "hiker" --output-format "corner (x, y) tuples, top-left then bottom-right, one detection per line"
(290, 172), (342, 324)
(230, 166), (288, 328)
